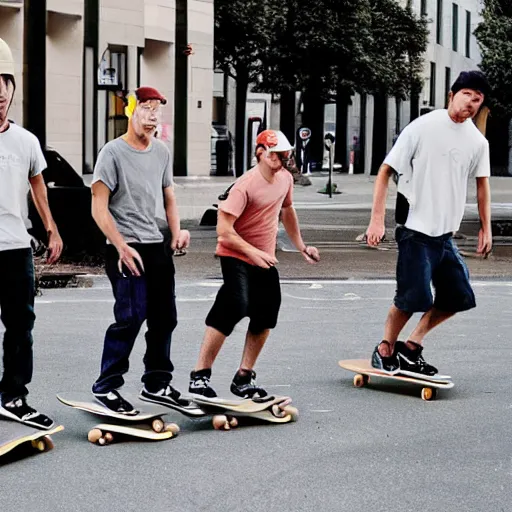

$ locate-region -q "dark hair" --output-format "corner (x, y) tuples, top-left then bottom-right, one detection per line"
(1, 74), (16, 90)
(255, 143), (265, 162)
(0, 74), (15, 112)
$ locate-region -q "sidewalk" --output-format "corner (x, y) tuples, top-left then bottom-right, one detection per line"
(175, 173), (512, 223)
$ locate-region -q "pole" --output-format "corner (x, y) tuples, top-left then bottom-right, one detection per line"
(23, 0), (47, 148)
(328, 143), (334, 198)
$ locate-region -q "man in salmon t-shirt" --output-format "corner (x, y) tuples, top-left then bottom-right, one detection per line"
(189, 130), (320, 398)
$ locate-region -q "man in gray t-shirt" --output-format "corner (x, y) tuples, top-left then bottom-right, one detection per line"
(0, 38), (63, 430)
(90, 86), (191, 414)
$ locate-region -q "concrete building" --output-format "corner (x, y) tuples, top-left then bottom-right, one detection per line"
(0, 0), (214, 176)
(347, 0), (484, 174)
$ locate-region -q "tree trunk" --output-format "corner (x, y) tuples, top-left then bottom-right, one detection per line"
(410, 92), (420, 122)
(371, 93), (388, 175)
(279, 90), (296, 147)
(358, 93), (367, 174)
(173, 0), (188, 176)
(334, 88), (349, 169)
(24, 0), (47, 148)
(301, 88), (325, 170)
(235, 74), (249, 177)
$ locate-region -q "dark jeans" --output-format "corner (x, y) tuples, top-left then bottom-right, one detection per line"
(92, 243), (177, 394)
(206, 256), (281, 336)
(0, 248), (36, 402)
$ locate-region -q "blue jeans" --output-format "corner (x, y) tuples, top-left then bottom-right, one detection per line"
(394, 227), (476, 313)
(92, 243), (177, 394)
(0, 248), (36, 402)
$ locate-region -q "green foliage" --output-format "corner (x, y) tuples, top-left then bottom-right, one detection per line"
(214, 0), (429, 101)
(475, 0), (512, 117)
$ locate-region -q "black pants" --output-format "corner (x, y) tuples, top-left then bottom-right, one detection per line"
(206, 257), (281, 336)
(0, 248), (36, 402)
(92, 243), (177, 394)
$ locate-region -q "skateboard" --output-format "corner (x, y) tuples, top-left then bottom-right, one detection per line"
(185, 395), (299, 430)
(0, 421), (64, 458)
(56, 393), (179, 446)
(338, 359), (454, 401)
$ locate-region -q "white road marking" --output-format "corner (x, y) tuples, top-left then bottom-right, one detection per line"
(283, 292), (361, 301)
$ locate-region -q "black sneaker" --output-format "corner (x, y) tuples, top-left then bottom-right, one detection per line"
(395, 341), (438, 377)
(0, 396), (55, 430)
(189, 369), (217, 398)
(93, 390), (139, 415)
(371, 341), (399, 373)
(140, 384), (190, 408)
(230, 369), (268, 399)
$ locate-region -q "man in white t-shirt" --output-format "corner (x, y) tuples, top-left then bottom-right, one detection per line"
(0, 39), (63, 429)
(366, 70), (492, 377)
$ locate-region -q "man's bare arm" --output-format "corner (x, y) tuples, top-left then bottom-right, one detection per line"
(29, 174), (63, 263)
(476, 176), (492, 256)
(91, 181), (143, 275)
(217, 211), (277, 269)
(366, 164), (395, 246)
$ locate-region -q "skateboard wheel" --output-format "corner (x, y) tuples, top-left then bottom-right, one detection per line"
(88, 428), (103, 444)
(43, 436), (55, 451)
(31, 439), (46, 452)
(164, 422), (180, 435)
(354, 374), (368, 388)
(271, 404), (287, 418)
(104, 432), (114, 444)
(212, 415), (230, 430)
(152, 418), (165, 433)
(421, 387), (437, 401)
(228, 417), (238, 428)
(282, 405), (299, 422)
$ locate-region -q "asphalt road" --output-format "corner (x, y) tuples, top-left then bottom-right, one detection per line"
(0, 277), (510, 512)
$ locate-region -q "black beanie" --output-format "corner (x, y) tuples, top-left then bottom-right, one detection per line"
(451, 70), (490, 100)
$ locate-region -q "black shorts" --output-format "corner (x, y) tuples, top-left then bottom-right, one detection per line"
(206, 257), (281, 336)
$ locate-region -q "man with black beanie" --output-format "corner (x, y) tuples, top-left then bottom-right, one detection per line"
(365, 70), (492, 378)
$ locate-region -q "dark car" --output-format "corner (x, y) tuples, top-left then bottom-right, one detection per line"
(28, 148), (105, 257)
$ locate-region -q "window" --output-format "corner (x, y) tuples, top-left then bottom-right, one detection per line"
(437, 0), (443, 45)
(445, 67), (451, 108)
(421, 0), (428, 16)
(452, 3), (459, 52)
(465, 10), (471, 58)
(430, 62), (437, 107)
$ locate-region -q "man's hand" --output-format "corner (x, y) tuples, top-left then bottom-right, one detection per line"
(302, 246), (320, 264)
(249, 248), (278, 269)
(366, 220), (386, 247)
(477, 228), (492, 258)
(171, 229), (191, 251)
(46, 229), (63, 264)
(117, 244), (145, 277)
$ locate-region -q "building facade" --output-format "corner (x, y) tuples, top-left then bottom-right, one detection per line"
(348, 0), (484, 174)
(0, 0), (214, 176)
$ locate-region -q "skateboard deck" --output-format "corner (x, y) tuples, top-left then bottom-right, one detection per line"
(339, 359), (454, 401)
(0, 422), (64, 458)
(187, 395), (299, 429)
(87, 422), (179, 446)
(56, 392), (179, 445)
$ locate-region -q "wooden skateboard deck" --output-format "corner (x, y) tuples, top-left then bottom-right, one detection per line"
(339, 359), (454, 401)
(56, 392), (178, 445)
(188, 395), (299, 429)
(0, 422), (64, 458)
(87, 422), (179, 446)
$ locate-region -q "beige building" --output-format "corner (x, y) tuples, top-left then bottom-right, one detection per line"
(0, 0), (214, 176)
